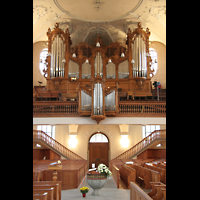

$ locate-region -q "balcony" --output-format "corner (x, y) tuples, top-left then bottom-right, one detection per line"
(33, 100), (165, 117)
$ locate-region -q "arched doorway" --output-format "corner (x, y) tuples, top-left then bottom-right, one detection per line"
(88, 132), (109, 169)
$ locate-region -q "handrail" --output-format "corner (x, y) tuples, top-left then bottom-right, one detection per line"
(114, 129), (166, 159)
(33, 130), (85, 160)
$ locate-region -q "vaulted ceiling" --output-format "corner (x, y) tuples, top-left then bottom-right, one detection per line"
(33, 0), (166, 47)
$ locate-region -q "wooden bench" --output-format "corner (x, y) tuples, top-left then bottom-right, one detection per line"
(126, 164), (151, 189)
(119, 164), (136, 189)
(33, 192), (48, 200)
(33, 188), (54, 200)
(130, 182), (153, 200)
(148, 182), (166, 200)
(143, 163), (166, 184)
(33, 181), (62, 200)
(111, 165), (120, 188)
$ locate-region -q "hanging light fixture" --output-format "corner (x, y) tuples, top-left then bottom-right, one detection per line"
(85, 59), (89, 63)
(96, 41), (100, 47)
(108, 58), (112, 63)
(131, 59), (135, 64)
(121, 52), (125, 57)
(72, 52), (76, 57)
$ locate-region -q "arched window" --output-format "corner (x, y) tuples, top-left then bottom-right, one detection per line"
(89, 133), (108, 143)
(149, 48), (158, 77)
(39, 48), (48, 77)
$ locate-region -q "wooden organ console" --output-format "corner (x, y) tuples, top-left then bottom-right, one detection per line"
(43, 22), (154, 123)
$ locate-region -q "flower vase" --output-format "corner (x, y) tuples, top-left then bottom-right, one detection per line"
(82, 193), (86, 197)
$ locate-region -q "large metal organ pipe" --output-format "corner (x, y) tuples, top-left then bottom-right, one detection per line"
(94, 52), (103, 77)
(93, 82), (103, 115)
(132, 35), (147, 78)
(50, 35), (65, 78)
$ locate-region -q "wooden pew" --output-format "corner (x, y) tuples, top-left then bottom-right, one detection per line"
(161, 188), (166, 200)
(33, 188), (54, 200)
(143, 163), (166, 184)
(119, 164), (136, 189)
(148, 182), (166, 200)
(130, 182), (153, 200)
(152, 184), (166, 200)
(112, 165), (119, 188)
(127, 164), (151, 189)
(33, 181), (61, 200)
(33, 192), (48, 200)
(33, 159), (87, 190)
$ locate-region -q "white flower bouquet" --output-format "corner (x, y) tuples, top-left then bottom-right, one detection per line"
(97, 163), (112, 178)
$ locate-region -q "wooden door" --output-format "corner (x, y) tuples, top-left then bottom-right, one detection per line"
(89, 142), (109, 169)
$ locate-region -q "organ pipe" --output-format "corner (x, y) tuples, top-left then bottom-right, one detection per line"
(50, 35), (65, 78)
(132, 34), (147, 78)
(93, 82), (103, 115)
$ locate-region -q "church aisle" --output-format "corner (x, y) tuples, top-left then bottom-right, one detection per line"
(61, 188), (130, 200)
(61, 177), (130, 200)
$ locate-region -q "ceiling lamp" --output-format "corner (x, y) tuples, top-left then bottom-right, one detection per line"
(96, 42), (100, 47)
(85, 59), (89, 64)
(108, 58), (112, 63)
(131, 59), (135, 64)
(72, 53), (76, 57)
(121, 53), (125, 57)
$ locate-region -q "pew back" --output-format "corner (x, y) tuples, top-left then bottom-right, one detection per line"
(33, 192), (48, 200)
(33, 188), (53, 200)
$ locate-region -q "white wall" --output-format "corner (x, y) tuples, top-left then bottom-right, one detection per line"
(38, 124), (144, 160)
(150, 41), (166, 89)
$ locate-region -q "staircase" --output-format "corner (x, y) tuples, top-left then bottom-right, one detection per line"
(114, 129), (166, 159)
(33, 130), (85, 160)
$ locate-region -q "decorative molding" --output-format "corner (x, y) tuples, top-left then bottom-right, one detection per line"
(53, 0), (143, 22)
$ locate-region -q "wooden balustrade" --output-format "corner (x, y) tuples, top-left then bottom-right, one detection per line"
(118, 101), (166, 116)
(33, 130), (84, 160)
(33, 100), (165, 117)
(114, 130), (166, 159)
(33, 101), (79, 117)
(130, 182), (153, 200)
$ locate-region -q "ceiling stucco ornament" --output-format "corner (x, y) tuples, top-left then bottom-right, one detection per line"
(53, 0), (143, 22)
(33, 5), (48, 25)
(93, 0), (105, 11)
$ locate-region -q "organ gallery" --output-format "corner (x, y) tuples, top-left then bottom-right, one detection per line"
(42, 22), (155, 123)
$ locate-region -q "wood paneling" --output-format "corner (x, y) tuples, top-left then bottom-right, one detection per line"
(137, 149), (166, 159)
(33, 149), (61, 160)
(33, 159), (88, 190)
(89, 142), (109, 169)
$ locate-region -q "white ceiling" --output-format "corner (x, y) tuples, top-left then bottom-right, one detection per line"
(33, 0), (166, 46)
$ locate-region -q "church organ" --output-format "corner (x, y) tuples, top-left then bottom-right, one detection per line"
(43, 22), (154, 123)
